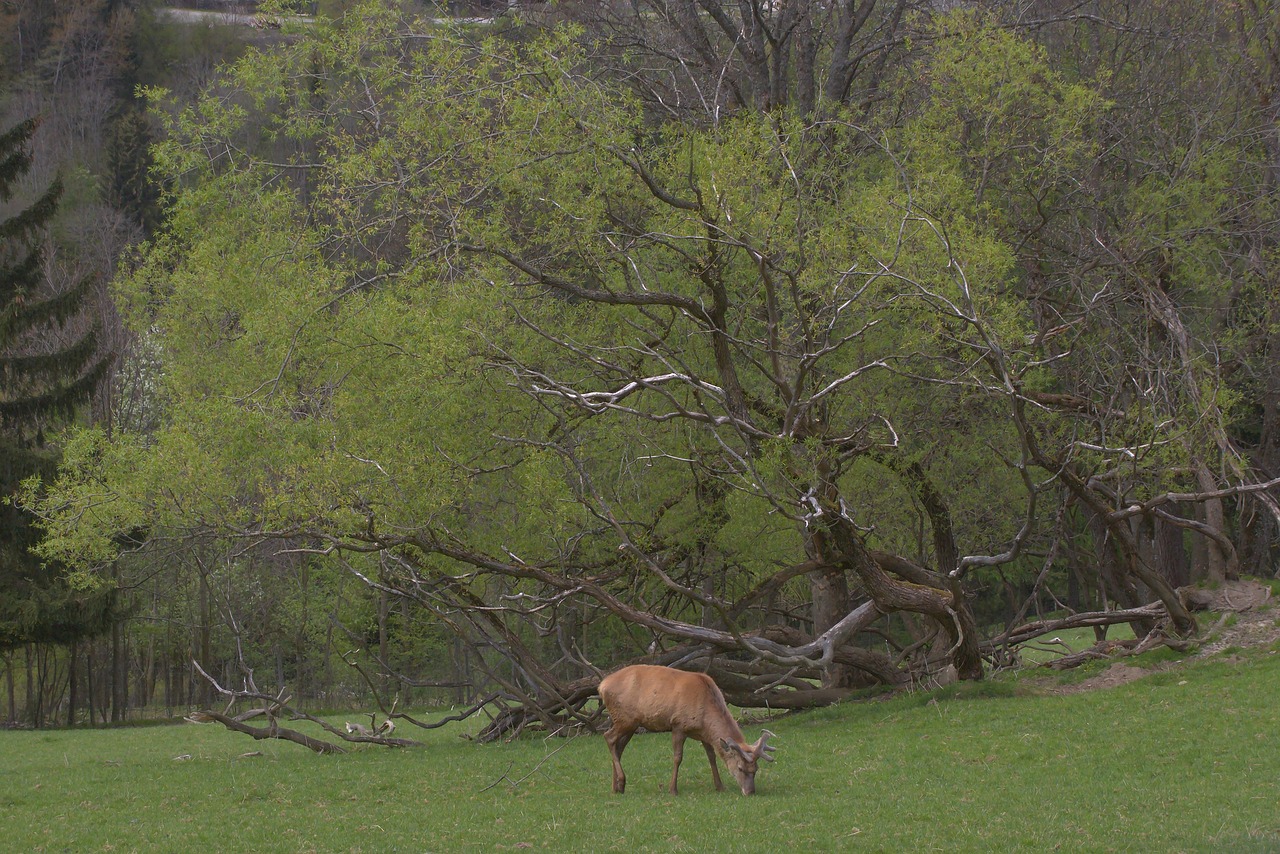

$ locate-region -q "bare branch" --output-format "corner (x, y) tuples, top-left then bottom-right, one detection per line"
(1107, 476), (1280, 523)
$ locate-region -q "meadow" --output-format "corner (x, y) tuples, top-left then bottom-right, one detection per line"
(3, 643), (1280, 853)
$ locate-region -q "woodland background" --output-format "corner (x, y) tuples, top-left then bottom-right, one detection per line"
(2, 0), (1279, 735)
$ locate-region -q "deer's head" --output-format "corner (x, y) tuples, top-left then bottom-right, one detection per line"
(719, 730), (777, 795)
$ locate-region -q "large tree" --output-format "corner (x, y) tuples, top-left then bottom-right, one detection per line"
(542, 0), (919, 119)
(0, 115), (113, 648)
(22, 11), (1080, 703)
(25, 5), (1279, 730)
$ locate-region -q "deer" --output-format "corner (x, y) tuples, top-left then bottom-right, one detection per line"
(597, 664), (776, 795)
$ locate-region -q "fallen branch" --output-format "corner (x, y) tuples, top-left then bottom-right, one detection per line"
(186, 708), (347, 754)
(397, 693), (514, 732)
(981, 602), (1168, 650)
(480, 729), (578, 791)
(188, 659), (424, 751)
(1041, 628), (1192, 670)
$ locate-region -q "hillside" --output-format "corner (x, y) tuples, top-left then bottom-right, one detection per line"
(1024, 579), (1279, 695)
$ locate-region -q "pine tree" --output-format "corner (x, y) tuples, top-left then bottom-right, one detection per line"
(0, 116), (115, 648)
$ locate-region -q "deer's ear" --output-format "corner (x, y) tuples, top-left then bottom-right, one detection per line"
(721, 738), (746, 758)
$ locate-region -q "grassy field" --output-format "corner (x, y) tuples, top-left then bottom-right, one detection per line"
(4, 643), (1280, 853)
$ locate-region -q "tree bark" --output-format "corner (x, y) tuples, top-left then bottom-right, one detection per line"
(1195, 464), (1232, 581)
(4, 650), (14, 723)
(197, 566), (211, 707)
(67, 639), (78, 728)
(25, 644), (35, 726)
(1071, 478), (1197, 636)
(188, 709), (348, 754)
(1154, 506), (1192, 589)
(808, 565), (853, 687)
(818, 497), (983, 680)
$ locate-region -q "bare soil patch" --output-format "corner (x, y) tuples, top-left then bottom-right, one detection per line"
(1030, 579), (1278, 695)
(1182, 579), (1273, 614)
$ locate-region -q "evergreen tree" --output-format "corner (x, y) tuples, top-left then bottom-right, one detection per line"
(0, 116), (114, 647)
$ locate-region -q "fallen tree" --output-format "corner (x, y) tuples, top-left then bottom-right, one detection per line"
(186, 660), (425, 753)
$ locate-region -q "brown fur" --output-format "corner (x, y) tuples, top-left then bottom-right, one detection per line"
(598, 664), (774, 795)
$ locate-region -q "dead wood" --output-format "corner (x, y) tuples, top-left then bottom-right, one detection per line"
(1041, 628), (1192, 671)
(186, 708), (347, 754)
(188, 658), (425, 751)
(1178, 580), (1272, 613)
(983, 602), (1169, 650)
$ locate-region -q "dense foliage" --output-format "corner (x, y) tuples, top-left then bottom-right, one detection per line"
(6, 0), (1280, 725)
(0, 115), (115, 650)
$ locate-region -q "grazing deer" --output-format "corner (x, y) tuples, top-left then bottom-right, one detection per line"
(598, 664), (776, 795)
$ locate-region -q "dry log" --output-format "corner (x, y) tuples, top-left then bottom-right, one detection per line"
(983, 602), (1169, 650)
(186, 709), (347, 755)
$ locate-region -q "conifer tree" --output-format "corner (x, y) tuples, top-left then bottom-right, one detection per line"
(0, 116), (114, 647)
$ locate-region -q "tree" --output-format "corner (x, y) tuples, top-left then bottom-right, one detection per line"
(26, 11), (1079, 710)
(0, 115), (114, 650)
(544, 0), (918, 119)
(989, 0), (1280, 589)
(27, 5), (1280, 738)
(0, 0), (281, 727)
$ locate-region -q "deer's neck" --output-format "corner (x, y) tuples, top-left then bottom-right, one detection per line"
(701, 691), (746, 746)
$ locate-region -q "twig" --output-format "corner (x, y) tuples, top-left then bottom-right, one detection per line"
(479, 729), (577, 791)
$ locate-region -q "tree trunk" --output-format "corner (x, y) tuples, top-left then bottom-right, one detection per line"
(198, 567), (212, 706)
(25, 644), (35, 726)
(140, 633), (155, 710)
(1078, 490), (1197, 637)
(1195, 464), (1232, 581)
(4, 650), (14, 723)
(87, 641), (98, 725)
(111, 617), (125, 722)
(819, 497), (984, 680)
(163, 653), (172, 718)
(34, 644), (46, 728)
(378, 588), (390, 696)
(1154, 507), (1191, 589)
(1248, 313), (1280, 576)
(67, 639), (78, 728)
(809, 565), (853, 688)
(1086, 507), (1143, 612)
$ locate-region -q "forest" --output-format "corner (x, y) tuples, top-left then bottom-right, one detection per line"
(2, 0), (1279, 738)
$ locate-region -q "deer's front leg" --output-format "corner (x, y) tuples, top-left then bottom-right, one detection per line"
(670, 729), (686, 794)
(701, 741), (724, 791)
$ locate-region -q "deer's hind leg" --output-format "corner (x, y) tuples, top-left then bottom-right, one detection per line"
(605, 724), (634, 794)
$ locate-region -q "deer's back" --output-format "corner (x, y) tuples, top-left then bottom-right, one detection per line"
(600, 664), (722, 734)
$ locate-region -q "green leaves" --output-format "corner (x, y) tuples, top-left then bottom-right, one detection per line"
(45, 13), (1042, 560)
(32, 5), (1194, 676)
(895, 10), (1106, 232)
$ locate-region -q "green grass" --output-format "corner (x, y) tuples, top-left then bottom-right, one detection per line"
(1015, 624), (1137, 665)
(4, 652), (1280, 852)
